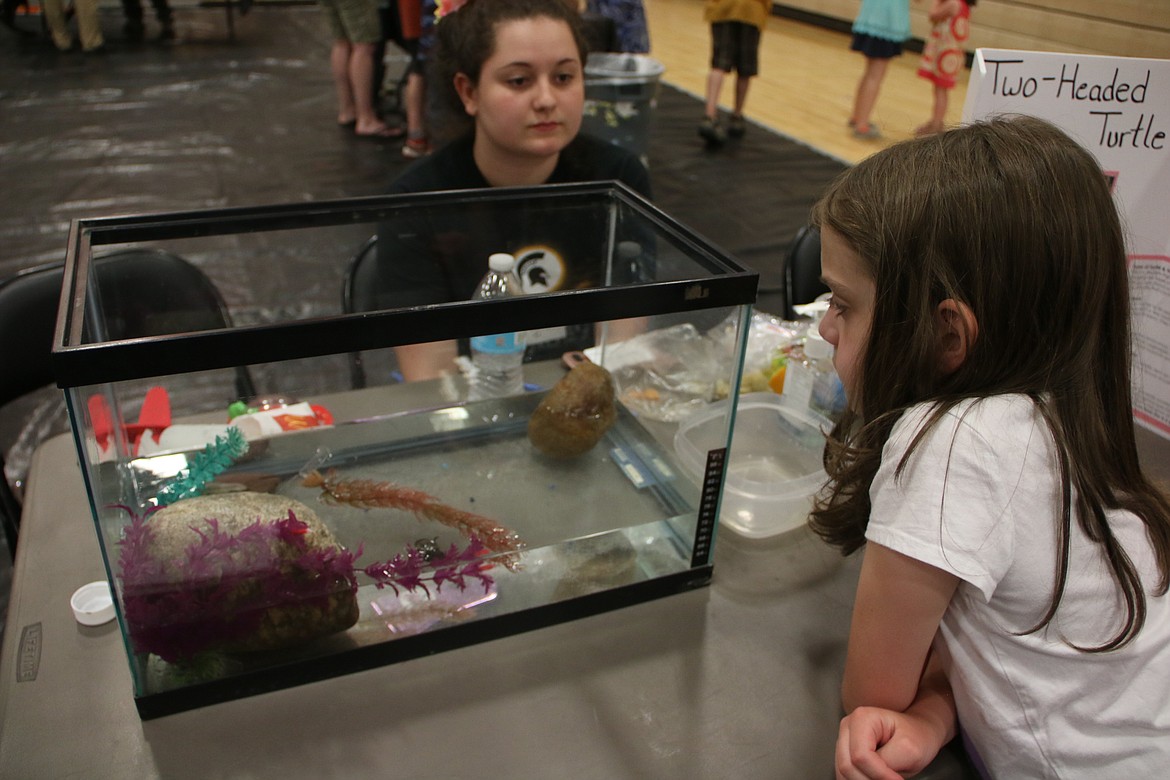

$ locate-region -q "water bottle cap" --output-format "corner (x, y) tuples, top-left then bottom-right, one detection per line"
(488, 253), (516, 273)
(617, 241), (641, 259)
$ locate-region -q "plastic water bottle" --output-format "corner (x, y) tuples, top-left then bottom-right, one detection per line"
(468, 253), (526, 400)
(809, 345), (847, 421)
(784, 327), (845, 421)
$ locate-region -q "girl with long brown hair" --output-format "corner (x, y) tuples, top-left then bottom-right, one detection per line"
(814, 116), (1170, 778)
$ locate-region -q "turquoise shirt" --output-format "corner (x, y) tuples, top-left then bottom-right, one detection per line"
(852, 0), (911, 43)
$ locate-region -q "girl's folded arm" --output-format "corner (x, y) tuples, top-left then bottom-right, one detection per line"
(842, 542), (959, 713)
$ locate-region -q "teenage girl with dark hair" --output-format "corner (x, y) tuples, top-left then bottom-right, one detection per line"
(376, 0), (651, 381)
(813, 116), (1170, 778)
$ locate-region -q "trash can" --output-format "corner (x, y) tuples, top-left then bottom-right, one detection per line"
(582, 53), (666, 167)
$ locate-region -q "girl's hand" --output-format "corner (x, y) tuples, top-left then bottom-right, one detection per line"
(834, 706), (946, 779)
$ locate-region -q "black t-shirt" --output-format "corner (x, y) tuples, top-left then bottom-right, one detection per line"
(388, 131), (651, 201)
(374, 133), (653, 359)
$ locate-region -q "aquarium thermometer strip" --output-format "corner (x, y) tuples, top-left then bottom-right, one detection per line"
(691, 447), (727, 567)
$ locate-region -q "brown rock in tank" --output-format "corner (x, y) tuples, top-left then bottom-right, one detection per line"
(528, 361), (618, 458)
(138, 493), (359, 657)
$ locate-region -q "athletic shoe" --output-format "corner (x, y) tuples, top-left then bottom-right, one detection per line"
(727, 114), (746, 138)
(401, 137), (431, 159)
(698, 117), (726, 146)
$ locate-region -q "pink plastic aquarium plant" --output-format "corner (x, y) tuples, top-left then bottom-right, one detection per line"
(113, 504), (495, 663)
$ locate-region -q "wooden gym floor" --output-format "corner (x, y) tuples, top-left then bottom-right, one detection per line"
(646, 0), (970, 165)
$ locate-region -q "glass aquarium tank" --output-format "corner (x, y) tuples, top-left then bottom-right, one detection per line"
(51, 182), (758, 718)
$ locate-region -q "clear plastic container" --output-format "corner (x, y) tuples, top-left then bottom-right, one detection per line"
(583, 53), (666, 165)
(674, 393), (829, 539)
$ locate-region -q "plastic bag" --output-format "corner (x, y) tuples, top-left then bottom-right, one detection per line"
(593, 313), (808, 422)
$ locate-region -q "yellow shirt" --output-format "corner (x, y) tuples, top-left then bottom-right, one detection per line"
(703, 0), (771, 30)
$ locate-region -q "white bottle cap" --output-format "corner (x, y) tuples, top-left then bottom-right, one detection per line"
(617, 241), (642, 260)
(804, 329), (833, 360)
(488, 253), (516, 273)
(71, 581), (115, 626)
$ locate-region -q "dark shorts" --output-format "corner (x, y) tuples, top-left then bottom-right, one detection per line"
(319, 0), (381, 44)
(850, 32), (903, 60)
(710, 21), (760, 77)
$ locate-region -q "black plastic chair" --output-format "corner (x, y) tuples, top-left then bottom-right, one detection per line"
(1, 0), (41, 37)
(783, 225), (829, 320)
(0, 248), (256, 557)
(341, 234), (382, 389)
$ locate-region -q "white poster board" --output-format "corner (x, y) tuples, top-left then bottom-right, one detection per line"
(963, 50), (1170, 439)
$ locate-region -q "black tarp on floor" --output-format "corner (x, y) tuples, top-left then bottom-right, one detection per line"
(1, 5), (845, 298)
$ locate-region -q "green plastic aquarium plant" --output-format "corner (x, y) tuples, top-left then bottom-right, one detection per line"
(155, 426), (249, 506)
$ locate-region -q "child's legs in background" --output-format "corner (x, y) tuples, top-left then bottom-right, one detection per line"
(42, 0), (73, 50)
(331, 40), (358, 122)
(931, 84), (950, 123)
(702, 20), (757, 138)
(928, 83), (949, 128)
(734, 72), (752, 115)
(74, 0), (104, 51)
(404, 70), (426, 137)
(398, 0), (428, 149)
(850, 56), (889, 131)
(704, 68), (727, 121)
(731, 22), (760, 117)
(704, 21), (737, 121)
(347, 41), (383, 130)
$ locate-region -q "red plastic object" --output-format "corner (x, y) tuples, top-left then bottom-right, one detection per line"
(87, 386), (173, 455)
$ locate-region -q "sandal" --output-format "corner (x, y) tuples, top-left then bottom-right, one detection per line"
(851, 122), (881, 140)
(355, 123), (405, 139)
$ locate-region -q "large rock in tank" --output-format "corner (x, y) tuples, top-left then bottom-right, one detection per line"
(528, 361), (618, 458)
(120, 492), (359, 661)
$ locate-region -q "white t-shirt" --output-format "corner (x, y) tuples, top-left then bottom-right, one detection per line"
(866, 395), (1170, 778)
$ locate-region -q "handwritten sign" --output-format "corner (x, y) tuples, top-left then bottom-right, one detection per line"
(963, 50), (1170, 438)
